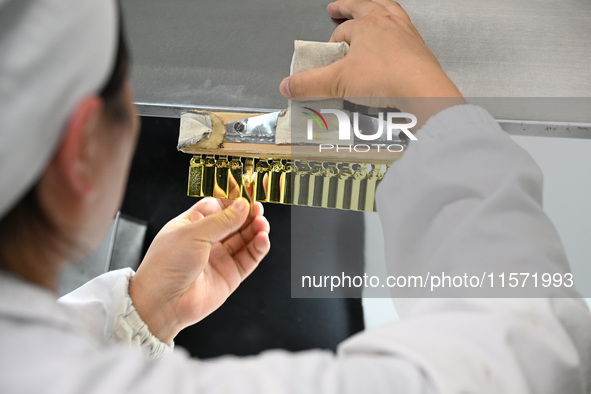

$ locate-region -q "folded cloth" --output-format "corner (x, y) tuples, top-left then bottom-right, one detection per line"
(276, 40), (350, 145)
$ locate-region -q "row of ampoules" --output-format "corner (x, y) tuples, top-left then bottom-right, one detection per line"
(187, 155), (390, 212)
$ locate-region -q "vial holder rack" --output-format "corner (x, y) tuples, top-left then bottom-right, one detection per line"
(180, 110), (405, 212)
(188, 155), (390, 212)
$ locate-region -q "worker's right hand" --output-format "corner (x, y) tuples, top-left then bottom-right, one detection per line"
(279, 0), (464, 116)
(128, 198), (270, 344)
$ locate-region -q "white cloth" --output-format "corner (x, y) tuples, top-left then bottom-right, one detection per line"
(1, 104), (590, 393)
(0, 0), (118, 219)
(276, 40), (350, 145)
(59, 269), (173, 359)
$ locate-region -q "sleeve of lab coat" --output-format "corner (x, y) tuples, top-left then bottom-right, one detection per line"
(57, 104), (591, 394)
(364, 104), (591, 392)
(59, 268), (173, 358)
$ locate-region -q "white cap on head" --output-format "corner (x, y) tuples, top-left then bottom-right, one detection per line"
(0, 0), (118, 219)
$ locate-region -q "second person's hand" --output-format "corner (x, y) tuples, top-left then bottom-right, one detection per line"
(279, 0), (465, 124)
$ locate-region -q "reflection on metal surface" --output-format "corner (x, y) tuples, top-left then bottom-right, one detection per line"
(268, 158), (284, 203)
(364, 164), (382, 213)
(225, 111), (280, 143)
(202, 155), (216, 197)
(136, 102), (591, 140)
(135, 102), (278, 119)
(229, 156), (244, 199)
(498, 120), (591, 139)
(254, 158), (270, 202)
(187, 156), (387, 212)
(336, 162), (354, 210)
(215, 156), (230, 198)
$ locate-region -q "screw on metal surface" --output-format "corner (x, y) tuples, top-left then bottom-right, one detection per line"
(234, 122), (245, 133)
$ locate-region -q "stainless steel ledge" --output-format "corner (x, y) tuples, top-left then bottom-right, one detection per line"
(136, 102), (591, 139)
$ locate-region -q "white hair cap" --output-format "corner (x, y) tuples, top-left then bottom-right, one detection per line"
(0, 0), (118, 219)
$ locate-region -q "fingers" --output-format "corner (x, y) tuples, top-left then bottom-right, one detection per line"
(237, 201), (265, 234)
(221, 213), (270, 256)
(192, 198), (225, 217)
(327, 0), (408, 20)
(188, 198), (250, 243)
(188, 198), (251, 220)
(328, 0), (383, 19)
(329, 19), (354, 44)
(368, 0), (410, 20)
(279, 62), (342, 99)
(229, 231), (270, 280)
(328, 0), (417, 39)
(329, 2), (417, 42)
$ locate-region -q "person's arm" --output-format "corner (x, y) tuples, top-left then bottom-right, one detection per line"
(357, 103), (591, 392)
(59, 197), (271, 357)
(279, 0), (466, 128)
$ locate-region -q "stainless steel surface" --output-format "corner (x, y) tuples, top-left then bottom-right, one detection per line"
(400, 0), (591, 98)
(136, 102), (278, 119)
(122, 0), (332, 111)
(220, 112), (414, 144)
(122, 0), (591, 131)
(498, 120), (591, 139)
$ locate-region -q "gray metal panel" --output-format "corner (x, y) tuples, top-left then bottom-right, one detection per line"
(401, 0), (591, 99)
(122, 0), (334, 111)
(121, 0), (591, 124)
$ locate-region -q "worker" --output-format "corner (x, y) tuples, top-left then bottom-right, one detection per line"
(0, 0), (589, 393)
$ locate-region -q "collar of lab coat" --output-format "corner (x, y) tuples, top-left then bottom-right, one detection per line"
(0, 270), (78, 332)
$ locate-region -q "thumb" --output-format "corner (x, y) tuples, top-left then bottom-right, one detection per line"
(190, 198), (249, 243)
(279, 63), (341, 99)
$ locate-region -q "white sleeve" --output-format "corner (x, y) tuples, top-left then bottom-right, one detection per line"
(366, 104), (591, 392)
(59, 268), (173, 359)
(55, 105), (591, 394)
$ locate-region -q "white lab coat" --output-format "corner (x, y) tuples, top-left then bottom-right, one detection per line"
(1, 105), (590, 393)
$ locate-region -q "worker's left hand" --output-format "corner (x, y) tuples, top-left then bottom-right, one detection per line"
(128, 198), (270, 343)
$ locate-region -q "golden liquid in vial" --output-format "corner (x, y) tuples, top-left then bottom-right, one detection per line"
(215, 155), (229, 198)
(322, 162), (339, 208)
(350, 163), (368, 211)
(242, 158), (255, 204)
(268, 159), (284, 203)
(309, 161), (325, 207)
(294, 160), (311, 206)
(186, 155), (389, 212)
(188, 155), (204, 197)
(254, 159), (270, 202)
(364, 164), (382, 212)
(202, 155), (216, 197)
(336, 162), (354, 210)
(282, 160), (296, 204)
(228, 156), (243, 200)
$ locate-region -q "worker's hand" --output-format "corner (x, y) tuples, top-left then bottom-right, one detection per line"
(128, 198), (270, 343)
(279, 0), (465, 119)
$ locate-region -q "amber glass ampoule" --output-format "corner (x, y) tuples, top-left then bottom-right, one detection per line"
(188, 155), (204, 197)
(294, 160), (311, 206)
(309, 161), (325, 207)
(322, 162), (339, 208)
(202, 155), (216, 197)
(282, 159), (296, 204)
(350, 163), (368, 211)
(336, 162), (354, 210)
(364, 164), (382, 212)
(254, 158), (270, 202)
(268, 158), (284, 203)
